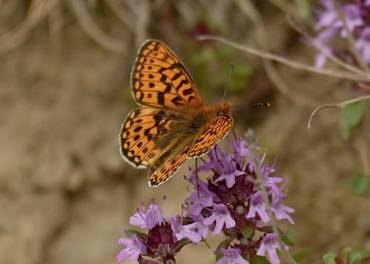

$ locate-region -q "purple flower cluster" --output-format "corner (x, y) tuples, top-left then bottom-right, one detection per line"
(185, 138), (293, 264)
(116, 203), (204, 264)
(312, 0), (370, 67)
(117, 137), (294, 264)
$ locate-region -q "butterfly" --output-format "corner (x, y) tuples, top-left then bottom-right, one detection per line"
(119, 39), (233, 187)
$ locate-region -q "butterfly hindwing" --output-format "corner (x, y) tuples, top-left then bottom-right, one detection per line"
(148, 147), (190, 187)
(188, 116), (233, 157)
(120, 107), (177, 168)
(131, 40), (204, 110)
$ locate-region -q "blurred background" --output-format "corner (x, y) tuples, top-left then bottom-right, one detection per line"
(0, 0), (369, 263)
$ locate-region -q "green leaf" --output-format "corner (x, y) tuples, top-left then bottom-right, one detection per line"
(350, 172), (370, 195)
(341, 247), (352, 262)
(322, 252), (337, 264)
(176, 238), (193, 251)
(191, 47), (217, 65)
(340, 101), (368, 139)
(229, 64), (253, 93)
(215, 238), (233, 260)
(126, 229), (145, 237)
(294, 248), (311, 262)
(250, 256), (270, 264)
(294, 0), (312, 19)
(218, 45), (235, 58)
(281, 234), (295, 247)
(240, 225), (254, 239)
(349, 251), (363, 264)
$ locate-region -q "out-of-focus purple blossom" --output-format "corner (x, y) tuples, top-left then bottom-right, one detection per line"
(257, 234), (282, 264)
(355, 27), (370, 64)
(233, 138), (251, 162)
(264, 175), (284, 200)
(217, 247), (249, 264)
(312, 0), (370, 67)
(311, 29), (335, 67)
(203, 203), (236, 234)
(117, 235), (146, 262)
(271, 199), (295, 224)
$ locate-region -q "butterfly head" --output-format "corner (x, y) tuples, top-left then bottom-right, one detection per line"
(215, 101), (231, 118)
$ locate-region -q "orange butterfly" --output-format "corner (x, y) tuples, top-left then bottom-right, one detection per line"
(120, 40), (233, 187)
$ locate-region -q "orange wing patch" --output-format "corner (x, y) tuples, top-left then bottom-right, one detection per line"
(120, 108), (176, 168)
(148, 148), (190, 187)
(131, 40), (204, 110)
(188, 116), (233, 157)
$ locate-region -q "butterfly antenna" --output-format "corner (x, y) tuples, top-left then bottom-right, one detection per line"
(231, 102), (271, 109)
(222, 62), (234, 103)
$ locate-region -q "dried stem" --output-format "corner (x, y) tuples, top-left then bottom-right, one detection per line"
(105, 0), (135, 32)
(201, 238), (213, 251)
(307, 94), (370, 129)
(197, 35), (370, 83)
(66, 0), (125, 55)
(235, 0), (317, 107)
(269, 0), (300, 20)
(0, 0), (59, 55)
(132, 0), (150, 46)
(47, 0), (63, 38)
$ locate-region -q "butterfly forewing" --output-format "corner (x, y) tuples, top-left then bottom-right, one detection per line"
(131, 40), (204, 110)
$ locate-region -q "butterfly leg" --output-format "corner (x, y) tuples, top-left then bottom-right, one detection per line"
(214, 144), (222, 164)
(232, 128), (238, 142)
(195, 158), (200, 198)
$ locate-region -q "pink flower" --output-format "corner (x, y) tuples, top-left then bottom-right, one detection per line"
(246, 192), (270, 223)
(170, 216), (204, 243)
(217, 247), (249, 264)
(117, 235), (146, 262)
(272, 201), (295, 224)
(203, 203), (236, 234)
(129, 203), (164, 229)
(257, 234), (282, 264)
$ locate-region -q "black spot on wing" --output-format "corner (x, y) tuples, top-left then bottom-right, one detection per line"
(157, 92), (165, 105)
(183, 87), (193, 95)
(171, 96), (182, 106)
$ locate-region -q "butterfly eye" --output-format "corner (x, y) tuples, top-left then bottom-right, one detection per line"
(217, 111), (225, 116)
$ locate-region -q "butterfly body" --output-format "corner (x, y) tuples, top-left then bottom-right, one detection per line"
(120, 40), (233, 187)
